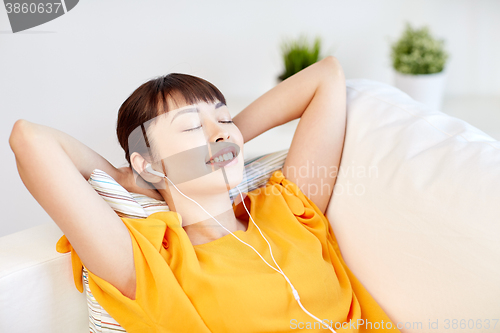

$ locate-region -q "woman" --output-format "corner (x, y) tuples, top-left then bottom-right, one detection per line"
(9, 56), (399, 332)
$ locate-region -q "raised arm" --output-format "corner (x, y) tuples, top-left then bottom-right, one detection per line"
(233, 56), (339, 143)
(233, 56), (346, 214)
(9, 120), (138, 300)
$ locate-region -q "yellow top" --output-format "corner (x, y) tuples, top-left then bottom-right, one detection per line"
(56, 170), (399, 332)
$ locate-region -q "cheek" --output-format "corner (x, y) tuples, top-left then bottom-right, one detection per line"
(231, 127), (244, 145)
(161, 133), (208, 157)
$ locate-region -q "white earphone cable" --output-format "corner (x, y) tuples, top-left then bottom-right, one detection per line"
(161, 171), (336, 332)
(234, 186), (335, 333)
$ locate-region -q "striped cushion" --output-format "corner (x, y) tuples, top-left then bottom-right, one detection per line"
(84, 149), (288, 332)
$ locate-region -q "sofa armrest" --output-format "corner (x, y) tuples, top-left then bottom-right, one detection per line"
(0, 222), (88, 333)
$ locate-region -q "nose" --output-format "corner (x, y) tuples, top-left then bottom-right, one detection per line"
(204, 117), (230, 143)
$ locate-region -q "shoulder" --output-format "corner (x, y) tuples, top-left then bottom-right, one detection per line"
(248, 169), (315, 217)
(246, 170), (334, 243)
(119, 211), (182, 249)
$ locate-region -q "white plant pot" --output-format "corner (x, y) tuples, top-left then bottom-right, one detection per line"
(393, 68), (447, 111)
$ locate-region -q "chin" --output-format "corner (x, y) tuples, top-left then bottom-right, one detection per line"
(209, 154), (245, 193)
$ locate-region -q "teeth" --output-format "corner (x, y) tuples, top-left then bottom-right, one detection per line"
(209, 152), (234, 164)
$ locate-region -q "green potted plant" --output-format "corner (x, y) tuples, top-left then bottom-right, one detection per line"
(278, 34), (323, 82)
(390, 22), (450, 110)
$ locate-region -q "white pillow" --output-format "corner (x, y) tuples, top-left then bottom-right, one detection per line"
(84, 150), (288, 333)
(326, 79), (500, 331)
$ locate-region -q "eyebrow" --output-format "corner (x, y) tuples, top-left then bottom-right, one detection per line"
(170, 101), (225, 124)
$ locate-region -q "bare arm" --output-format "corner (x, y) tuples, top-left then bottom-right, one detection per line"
(10, 120), (162, 199)
(233, 56), (347, 214)
(9, 120), (137, 299)
(22, 122), (124, 181)
(233, 56), (337, 143)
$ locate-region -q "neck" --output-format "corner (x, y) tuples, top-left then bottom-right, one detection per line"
(158, 184), (247, 246)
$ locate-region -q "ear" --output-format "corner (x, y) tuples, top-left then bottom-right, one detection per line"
(130, 152), (164, 183)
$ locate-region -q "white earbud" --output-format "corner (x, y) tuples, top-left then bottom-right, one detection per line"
(143, 162), (336, 332)
(145, 163), (166, 178)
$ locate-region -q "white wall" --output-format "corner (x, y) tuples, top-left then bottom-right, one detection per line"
(1, 0), (499, 237)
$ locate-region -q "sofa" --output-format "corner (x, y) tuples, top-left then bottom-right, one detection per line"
(1, 79), (499, 333)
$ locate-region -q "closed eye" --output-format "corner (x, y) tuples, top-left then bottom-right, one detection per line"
(183, 120), (233, 132)
(184, 126), (202, 132)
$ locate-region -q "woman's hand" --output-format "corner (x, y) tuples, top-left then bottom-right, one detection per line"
(116, 166), (164, 200)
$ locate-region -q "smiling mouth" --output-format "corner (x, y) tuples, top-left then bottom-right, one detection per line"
(205, 146), (238, 166)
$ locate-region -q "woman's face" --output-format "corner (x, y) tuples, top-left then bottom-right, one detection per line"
(146, 96), (245, 196)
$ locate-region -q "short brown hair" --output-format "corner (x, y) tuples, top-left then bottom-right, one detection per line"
(116, 73), (226, 166)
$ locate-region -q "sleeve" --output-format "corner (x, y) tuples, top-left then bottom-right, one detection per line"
(264, 169), (338, 245)
(55, 212), (211, 332)
(265, 170), (359, 271)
